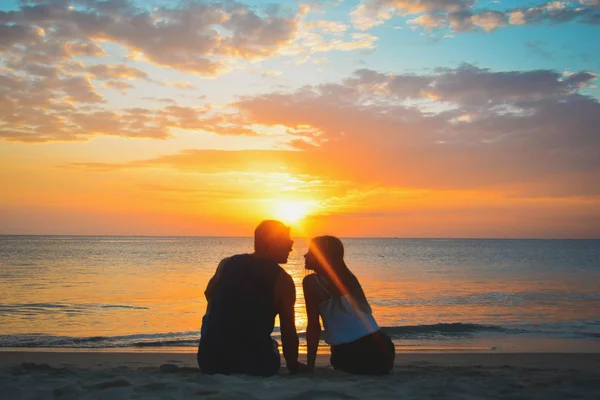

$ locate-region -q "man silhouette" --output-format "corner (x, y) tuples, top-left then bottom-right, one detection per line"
(197, 220), (308, 376)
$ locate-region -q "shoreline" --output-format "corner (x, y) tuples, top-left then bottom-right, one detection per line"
(2, 350), (600, 370)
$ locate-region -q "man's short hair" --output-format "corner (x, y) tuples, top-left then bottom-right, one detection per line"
(254, 220), (290, 250)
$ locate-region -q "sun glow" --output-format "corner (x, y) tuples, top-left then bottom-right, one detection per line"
(273, 200), (316, 224)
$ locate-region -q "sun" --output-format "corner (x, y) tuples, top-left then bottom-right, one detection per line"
(273, 200), (314, 224)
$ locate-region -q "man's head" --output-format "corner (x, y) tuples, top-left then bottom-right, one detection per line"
(254, 220), (294, 264)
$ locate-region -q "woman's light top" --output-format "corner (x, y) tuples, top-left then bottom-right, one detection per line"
(314, 275), (379, 346)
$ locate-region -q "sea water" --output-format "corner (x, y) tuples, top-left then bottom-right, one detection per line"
(1, 236), (599, 353)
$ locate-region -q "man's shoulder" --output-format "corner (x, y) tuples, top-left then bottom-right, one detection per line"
(223, 254), (284, 272)
(220, 253), (249, 265)
(214, 255), (245, 274)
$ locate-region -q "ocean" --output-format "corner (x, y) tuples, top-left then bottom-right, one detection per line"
(1, 236), (599, 353)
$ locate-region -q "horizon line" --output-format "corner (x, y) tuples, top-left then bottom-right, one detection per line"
(0, 234), (598, 240)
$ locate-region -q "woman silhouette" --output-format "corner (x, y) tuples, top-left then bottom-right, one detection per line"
(303, 236), (395, 374)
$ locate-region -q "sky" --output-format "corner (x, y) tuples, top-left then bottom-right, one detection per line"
(1, 0), (599, 238)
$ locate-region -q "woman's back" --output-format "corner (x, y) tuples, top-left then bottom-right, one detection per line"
(311, 274), (379, 345)
(303, 235), (395, 375)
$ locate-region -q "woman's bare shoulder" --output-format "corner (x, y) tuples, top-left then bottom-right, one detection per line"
(302, 273), (321, 287)
(303, 274), (330, 300)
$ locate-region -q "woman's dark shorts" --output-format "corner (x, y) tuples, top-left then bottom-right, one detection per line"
(330, 330), (395, 375)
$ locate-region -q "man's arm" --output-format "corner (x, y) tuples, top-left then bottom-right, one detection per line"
(276, 272), (301, 373)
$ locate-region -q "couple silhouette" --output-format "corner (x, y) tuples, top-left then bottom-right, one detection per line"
(197, 220), (395, 376)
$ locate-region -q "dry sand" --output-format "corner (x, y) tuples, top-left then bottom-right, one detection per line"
(1, 351), (599, 399)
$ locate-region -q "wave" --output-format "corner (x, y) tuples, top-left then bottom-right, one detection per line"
(0, 331), (201, 349)
(381, 323), (510, 338)
(0, 323), (597, 348)
(133, 339), (199, 347)
(0, 303), (150, 316)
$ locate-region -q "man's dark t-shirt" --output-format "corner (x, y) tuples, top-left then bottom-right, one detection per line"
(197, 254), (284, 376)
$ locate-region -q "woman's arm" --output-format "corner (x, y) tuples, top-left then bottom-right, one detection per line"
(303, 275), (323, 369)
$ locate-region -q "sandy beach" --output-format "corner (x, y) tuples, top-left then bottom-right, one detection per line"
(1, 351), (599, 399)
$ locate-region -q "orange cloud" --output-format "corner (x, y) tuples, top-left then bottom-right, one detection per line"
(161, 81), (196, 90)
(261, 70), (283, 78)
(84, 64), (149, 80)
(63, 42), (107, 57)
(53, 64), (595, 198)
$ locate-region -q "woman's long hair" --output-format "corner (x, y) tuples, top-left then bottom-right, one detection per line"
(309, 236), (371, 314)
